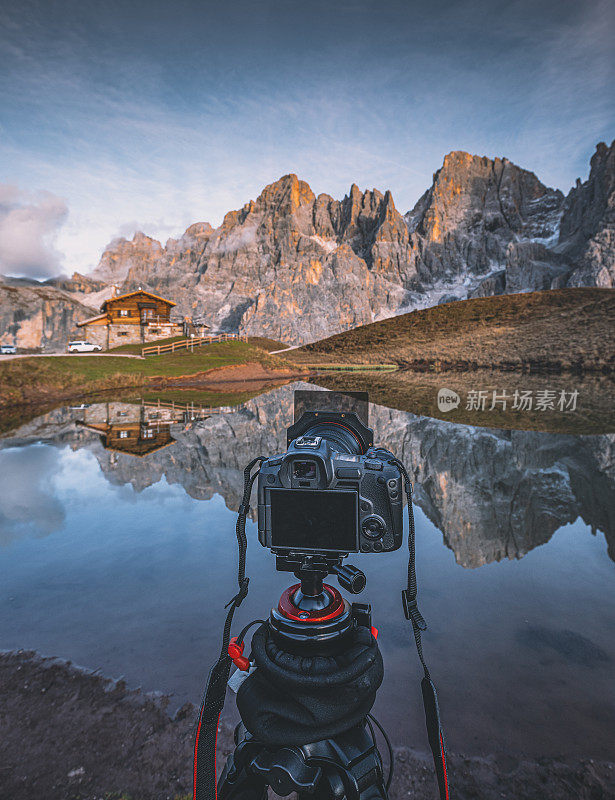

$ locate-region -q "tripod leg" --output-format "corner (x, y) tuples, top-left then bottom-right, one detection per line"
(217, 751), (268, 800)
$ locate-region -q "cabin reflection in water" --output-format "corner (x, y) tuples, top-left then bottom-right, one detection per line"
(76, 402), (174, 456)
(76, 400), (238, 457)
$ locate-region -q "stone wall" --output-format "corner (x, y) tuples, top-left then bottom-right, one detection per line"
(77, 321), (184, 349)
(107, 324), (142, 348)
(78, 325), (108, 349)
(83, 402), (141, 426)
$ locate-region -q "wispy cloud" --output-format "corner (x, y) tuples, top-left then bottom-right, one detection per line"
(0, 0), (612, 277)
(0, 184), (68, 278)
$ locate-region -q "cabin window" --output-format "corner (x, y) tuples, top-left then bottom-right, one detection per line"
(119, 309), (129, 316)
(118, 331), (129, 336)
(119, 430), (128, 439)
(142, 428), (154, 439)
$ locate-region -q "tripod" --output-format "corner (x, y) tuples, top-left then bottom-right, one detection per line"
(194, 456), (449, 800)
(216, 557), (390, 799)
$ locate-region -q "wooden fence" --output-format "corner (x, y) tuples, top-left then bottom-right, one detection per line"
(141, 332), (247, 357)
(142, 399), (235, 416)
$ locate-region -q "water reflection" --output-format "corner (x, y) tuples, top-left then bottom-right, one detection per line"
(4, 385), (613, 566)
(0, 384), (614, 760)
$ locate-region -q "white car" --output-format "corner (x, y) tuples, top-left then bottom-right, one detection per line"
(67, 341), (102, 353)
(0, 344), (16, 354)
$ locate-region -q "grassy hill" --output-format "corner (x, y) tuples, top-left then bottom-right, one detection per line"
(288, 288), (615, 373)
(0, 339), (297, 409)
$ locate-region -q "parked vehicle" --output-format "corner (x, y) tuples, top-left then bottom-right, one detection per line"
(0, 344), (17, 354)
(67, 341), (102, 353)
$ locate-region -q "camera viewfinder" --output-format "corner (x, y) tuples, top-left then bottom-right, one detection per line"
(293, 460), (317, 480)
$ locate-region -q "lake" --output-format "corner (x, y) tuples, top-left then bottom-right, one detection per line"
(0, 381), (613, 763)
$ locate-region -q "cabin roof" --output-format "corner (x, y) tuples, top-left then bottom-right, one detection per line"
(102, 290), (176, 310)
(76, 313), (108, 327)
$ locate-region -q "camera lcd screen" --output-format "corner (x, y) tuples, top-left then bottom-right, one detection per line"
(269, 489), (358, 552)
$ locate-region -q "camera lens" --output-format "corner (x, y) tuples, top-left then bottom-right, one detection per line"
(293, 460), (317, 479)
(303, 422), (363, 455)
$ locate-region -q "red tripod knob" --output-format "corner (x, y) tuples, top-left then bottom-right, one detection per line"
(228, 637), (251, 671)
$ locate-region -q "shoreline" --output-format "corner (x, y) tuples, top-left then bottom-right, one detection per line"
(1, 649), (613, 800)
(0, 360), (311, 411)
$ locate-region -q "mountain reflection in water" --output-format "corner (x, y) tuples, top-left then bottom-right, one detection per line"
(0, 382), (613, 760)
(5, 384), (613, 567)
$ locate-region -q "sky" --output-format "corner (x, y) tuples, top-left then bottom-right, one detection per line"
(0, 0), (613, 279)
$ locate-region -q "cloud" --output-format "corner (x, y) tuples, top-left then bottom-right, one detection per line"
(0, 184), (68, 278)
(0, 445), (66, 545)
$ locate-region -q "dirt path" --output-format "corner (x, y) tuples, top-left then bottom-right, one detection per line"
(1, 651), (613, 800)
(0, 352), (144, 360)
(155, 361), (311, 390)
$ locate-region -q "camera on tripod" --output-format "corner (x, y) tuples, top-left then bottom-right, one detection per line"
(194, 390), (450, 800)
(257, 392), (403, 560)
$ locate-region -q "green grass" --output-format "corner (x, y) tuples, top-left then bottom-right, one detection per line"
(0, 340), (292, 408)
(109, 334), (285, 355)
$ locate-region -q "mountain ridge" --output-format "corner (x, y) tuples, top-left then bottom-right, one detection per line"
(1, 140), (613, 349)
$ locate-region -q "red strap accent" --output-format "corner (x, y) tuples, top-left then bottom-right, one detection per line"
(440, 732), (450, 800)
(193, 710), (221, 800)
(370, 626), (379, 640)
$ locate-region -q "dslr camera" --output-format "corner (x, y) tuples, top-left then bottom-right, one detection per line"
(257, 391), (404, 557)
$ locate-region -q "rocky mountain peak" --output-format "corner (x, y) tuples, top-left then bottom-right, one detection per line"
(255, 173), (315, 215)
(182, 222), (214, 239)
(560, 139), (615, 288)
(71, 140), (613, 345)
(92, 232), (163, 284)
(559, 140), (615, 256)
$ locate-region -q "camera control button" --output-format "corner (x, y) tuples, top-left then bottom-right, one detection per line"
(336, 467), (361, 479)
(365, 460), (383, 470)
(373, 541), (383, 552)
(362, 515), (386, 539)
(388, 479), (397, 488)
(266, 474), (276, 484)
(360, 500), (370, 512)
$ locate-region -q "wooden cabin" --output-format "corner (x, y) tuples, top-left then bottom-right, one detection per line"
(77, 401), (176, 456)
(103, 290), (176, 325)
(76, 289), (182, 349)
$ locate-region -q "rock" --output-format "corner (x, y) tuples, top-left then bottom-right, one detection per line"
(4, 143), (613, 349)
(91, 232), (163, 285)
(404, 151), (564, 286)
(468, 269), (506, 298)
(119, 174), (416, 343)
(44, 272), (107, 294)
(504, 241), (570, 293)
(0, 282), (96, 351)
(101, 154), (575, 343)
(562, 141), (615, 287)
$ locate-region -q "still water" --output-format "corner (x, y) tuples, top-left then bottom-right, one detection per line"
(0, 383), (613, 761)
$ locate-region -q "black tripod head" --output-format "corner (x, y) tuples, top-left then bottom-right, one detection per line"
(276, 552), (366, 608)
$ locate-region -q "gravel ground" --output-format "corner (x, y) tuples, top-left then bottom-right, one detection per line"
(1, 651), (613, 800)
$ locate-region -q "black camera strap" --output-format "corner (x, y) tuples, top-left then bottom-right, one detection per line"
(193, 456), (266, 800)
(388, 457), (450, 800)
(194, 454), (449, 800)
